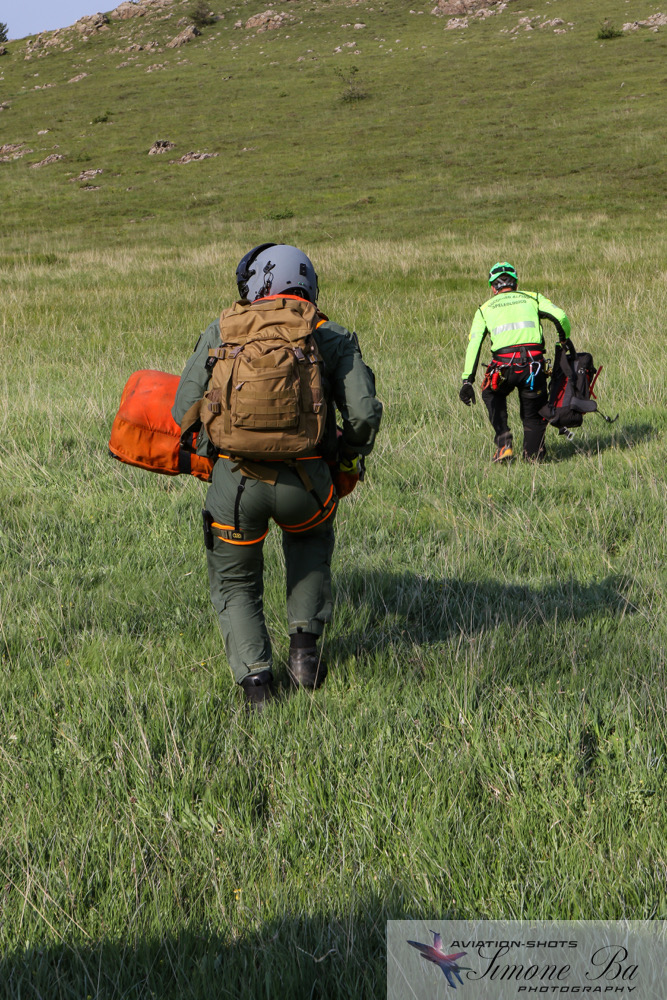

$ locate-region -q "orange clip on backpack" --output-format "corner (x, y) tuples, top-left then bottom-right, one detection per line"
(109, 369), (214, 482)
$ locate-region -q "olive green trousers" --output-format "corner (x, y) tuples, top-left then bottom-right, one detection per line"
(205, 457), (337, 684)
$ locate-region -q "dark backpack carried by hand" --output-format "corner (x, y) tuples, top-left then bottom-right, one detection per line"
(539, 338), (617, 436)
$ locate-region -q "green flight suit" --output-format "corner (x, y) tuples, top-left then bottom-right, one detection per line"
(172, 301), (382, 685)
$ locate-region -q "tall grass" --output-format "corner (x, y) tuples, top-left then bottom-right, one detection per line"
(1, 228), (665, 996)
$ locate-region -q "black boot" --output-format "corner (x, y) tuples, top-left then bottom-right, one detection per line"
(240, 669), (274, 711)
(288, 633), (327, 689)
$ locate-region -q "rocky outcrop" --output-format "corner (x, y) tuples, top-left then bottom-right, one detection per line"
(623, 13), (667, 30)
(0, 143), (33, 161)
(502, 14), (573, 34)
(148, 139), (175, 154)
(30, 153), (65, 168)
(70, 168), (104, 182)
(75, 13), (110, 33)
(243, 10), (294, 31)
(110, 0), (173, 16)
(24, 34), (47, 59)
(170, 151), (218, 163)
(432, 0), (512, 13)
(110, 2), (147, 19)
(166, 25), (201, 47)
(432, 0), (571, 31)
(24, 29), (70, 58)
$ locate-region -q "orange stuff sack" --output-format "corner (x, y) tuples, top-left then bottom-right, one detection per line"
(109, 369), (214, 482)
(328, 466), (359, 499)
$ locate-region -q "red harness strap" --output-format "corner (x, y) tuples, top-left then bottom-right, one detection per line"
(494, 349), (544, 360)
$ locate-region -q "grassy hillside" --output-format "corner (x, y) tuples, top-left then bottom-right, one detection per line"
(1, 0), (665, 247)
(0, 1), (666, 997)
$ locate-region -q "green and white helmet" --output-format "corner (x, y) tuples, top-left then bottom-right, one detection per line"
(488, 261), (518, 288)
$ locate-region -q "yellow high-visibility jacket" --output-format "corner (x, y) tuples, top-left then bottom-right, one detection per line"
(462, 289), (571, 381)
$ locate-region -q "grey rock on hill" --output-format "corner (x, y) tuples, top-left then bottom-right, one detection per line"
(75, 12), (110, 33)
(110, 2), (147, 18)
(166, 25), (201, 47)
(432, 0), (515, 13)
(148, 139), (176, 154)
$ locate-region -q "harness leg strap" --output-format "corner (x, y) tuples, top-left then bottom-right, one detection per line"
(293, 463), (325, 512)
(234, 476), (247, 534)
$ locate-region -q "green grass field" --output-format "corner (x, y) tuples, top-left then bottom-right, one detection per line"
(1, 0), (666, 996)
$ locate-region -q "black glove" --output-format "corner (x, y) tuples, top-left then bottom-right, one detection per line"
(459, 380), (476, 406)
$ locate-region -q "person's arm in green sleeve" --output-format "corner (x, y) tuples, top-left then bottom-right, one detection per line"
(462, 307), (488, 382)
(172, 320), (220, 426)
(318, 323), (382, 456)
(537, 295), (571, 342)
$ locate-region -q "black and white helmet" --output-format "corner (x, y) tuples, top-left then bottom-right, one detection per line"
(236, 243), (319, 303)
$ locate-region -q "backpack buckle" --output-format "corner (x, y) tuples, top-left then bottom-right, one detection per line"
(206, 347), (227, 371)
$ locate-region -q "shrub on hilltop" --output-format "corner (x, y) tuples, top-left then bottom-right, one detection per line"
(191, 1), (217, 29)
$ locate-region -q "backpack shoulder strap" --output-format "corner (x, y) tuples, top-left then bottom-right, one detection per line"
(179, 399), (204, 451)
(561, 338), (578, 372)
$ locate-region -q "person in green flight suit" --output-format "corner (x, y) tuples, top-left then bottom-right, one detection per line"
(459, 262), (571, 462)
(172, 244), (382, 709)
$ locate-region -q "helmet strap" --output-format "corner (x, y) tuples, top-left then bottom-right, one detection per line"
(492, 277), (517, 292)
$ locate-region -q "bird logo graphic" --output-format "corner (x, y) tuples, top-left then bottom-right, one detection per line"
(406, 931), (472, 988)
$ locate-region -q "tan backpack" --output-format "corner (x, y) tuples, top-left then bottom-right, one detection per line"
(199, 295), (327, 461)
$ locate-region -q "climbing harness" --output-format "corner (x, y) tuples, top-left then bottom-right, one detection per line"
(481, 347), (545, 392)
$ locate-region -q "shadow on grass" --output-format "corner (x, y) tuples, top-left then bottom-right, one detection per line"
(547, 421), (658, 460)
(0, 890), (413, 1000)
(332, 572), (636, 676)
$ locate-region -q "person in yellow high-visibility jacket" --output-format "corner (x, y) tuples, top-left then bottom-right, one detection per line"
(459, 262), (571, 462)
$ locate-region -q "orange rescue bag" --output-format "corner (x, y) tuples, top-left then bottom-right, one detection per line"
(109, 369), (214, 482)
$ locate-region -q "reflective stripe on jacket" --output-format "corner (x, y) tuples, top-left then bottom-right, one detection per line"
(462, 289), (571, 382)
